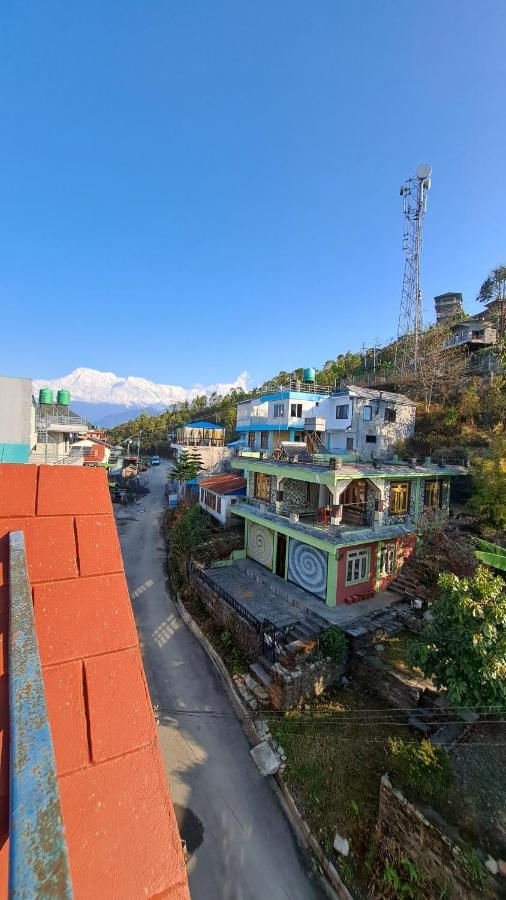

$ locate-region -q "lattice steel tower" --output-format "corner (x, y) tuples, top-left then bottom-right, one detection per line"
(395, 163), (432, 373)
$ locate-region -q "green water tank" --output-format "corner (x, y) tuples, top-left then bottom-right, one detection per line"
(303, 367), (316, 383)
(38, 388), (54, 405)
(57, 389), (71, 406)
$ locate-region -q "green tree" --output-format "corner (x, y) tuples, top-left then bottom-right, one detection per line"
(477, 264), (506, 339)
(409, 567), (506, 709)
(168, 505), (206, 564)
(172, 449), (204, 482)
(470, 429), (506, 529)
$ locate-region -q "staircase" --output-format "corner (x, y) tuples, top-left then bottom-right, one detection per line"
(389, 557), (429, 607)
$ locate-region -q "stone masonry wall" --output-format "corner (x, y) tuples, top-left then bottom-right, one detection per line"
(268, 656), (346, 710)
(378, 776), (500, 899)
(190, 569), (262, 659)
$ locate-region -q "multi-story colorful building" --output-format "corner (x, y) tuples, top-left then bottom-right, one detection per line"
(236, 383), (416, 459)
(230, 449), (464, 608)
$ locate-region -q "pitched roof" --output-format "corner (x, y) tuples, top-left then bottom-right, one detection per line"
(339, 385), (416, 405)
(0, 464), (189, 898)
(198, 474), (247, 495)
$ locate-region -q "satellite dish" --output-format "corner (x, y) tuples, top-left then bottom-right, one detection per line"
(416, 163), (432, 180)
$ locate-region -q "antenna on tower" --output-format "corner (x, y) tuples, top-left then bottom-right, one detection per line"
(394, 163), (432, 374)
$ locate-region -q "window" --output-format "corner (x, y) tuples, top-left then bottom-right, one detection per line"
(260, 432), (269, 449)
(424, 480), (442, 509)
(384, 408), (397, 423)
(346, 437), (354, 450)
(346, 548), (370, 584)
(248, 431), (256, 448)
(365, 435), (377, 444)
(200, 488), (204, 501)
(363, 406), (372, 421)
(336, 404), (349, 420)
(254, 472), (271, 501)
(217, 497), (222, 514)
(290, 403), (303, 417)
(472, 330), (484, 339)
(389, 482), (410, 514)
(273, 404), (285, 418)
(380, 543), (396, 576)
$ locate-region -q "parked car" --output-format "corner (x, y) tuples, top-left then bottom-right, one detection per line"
(151, 455), (160, 466)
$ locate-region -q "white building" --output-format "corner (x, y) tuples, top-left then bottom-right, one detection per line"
(198, 474), (247, 527)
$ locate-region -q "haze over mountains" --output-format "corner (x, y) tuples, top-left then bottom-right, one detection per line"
(34, 367), (251, 426)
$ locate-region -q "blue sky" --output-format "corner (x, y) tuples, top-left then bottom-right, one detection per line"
(1, 1), (505, 387)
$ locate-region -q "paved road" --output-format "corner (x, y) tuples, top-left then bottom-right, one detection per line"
(116, 460), (327, 900)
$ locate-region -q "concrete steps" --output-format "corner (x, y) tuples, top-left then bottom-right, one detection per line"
(249, 662), (273, 689)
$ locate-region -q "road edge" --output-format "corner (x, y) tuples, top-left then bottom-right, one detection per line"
(173, 591), (353, 900)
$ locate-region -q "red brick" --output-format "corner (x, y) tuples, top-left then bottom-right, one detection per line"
(34, 573), (138, 665)
(0, 677), (8, 798)
(75, 515), (123, 577)
(0, 517), (78, 584)
(37, 466), (111, 516)
(0, 464), (37, 517)
(84, 649), (156, 762)
(0, 796), (8, 898)
(43, 662), (88, 775)
(59, 747), (188, 899)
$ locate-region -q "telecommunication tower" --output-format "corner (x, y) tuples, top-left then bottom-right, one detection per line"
(394, 163), (432, 373)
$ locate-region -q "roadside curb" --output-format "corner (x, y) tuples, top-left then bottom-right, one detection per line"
(173, 591), (353, 900)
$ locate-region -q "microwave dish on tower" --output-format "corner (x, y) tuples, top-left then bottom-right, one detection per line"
(394, 163), (432, 374)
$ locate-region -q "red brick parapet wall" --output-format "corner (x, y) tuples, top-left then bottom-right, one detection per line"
(0, 464), (189, 899)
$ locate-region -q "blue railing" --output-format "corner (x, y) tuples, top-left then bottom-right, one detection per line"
(8, 531), (73, 898)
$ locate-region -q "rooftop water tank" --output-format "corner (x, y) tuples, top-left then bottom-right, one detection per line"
(303, 367), (316, 383)
(57, 389), (71, 406)
(38, 388), (54, 405)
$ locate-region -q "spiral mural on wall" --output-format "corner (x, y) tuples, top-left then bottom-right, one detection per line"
(247, 523), (274, 569)
(288, 540), (328, 599)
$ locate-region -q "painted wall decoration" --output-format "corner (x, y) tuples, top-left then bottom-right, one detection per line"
(247, 523), (274, 569)
(288, 539), (328, 599)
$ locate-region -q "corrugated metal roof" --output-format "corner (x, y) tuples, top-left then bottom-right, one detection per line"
(198, 474), (247, 495)
(337, 385), (416, 405)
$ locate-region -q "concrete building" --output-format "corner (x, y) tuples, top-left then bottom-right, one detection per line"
(0, 376), (36, 463)
(198, 473), (247, 526)
(30, 399), (89, 465)
(434, 292), (463, 323)
(444, 318), (497, 350)
(168, 420), (233, 473)
(230, 451), (464, 607)
(236, 385), (416, 460)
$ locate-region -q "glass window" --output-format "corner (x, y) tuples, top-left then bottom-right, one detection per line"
(424, 480), (441, 509)
(346, 548), (370, 584)
(336, 404), (349, 420)
(290, 403), (303, 417)
(273, 404), (285, 417)
(384, 408), (397, 423)
(254, 472), (271, 500)
(380, 543), (396, 575)
(390, 482), (409, 514)
(217, 497), (222, 514)
(363, 406), (372, 421)
(365, 435), (377, 444)
(248, 431), (256, 448)
(346, 437), (354, 450)
(260, 432), (269, 449)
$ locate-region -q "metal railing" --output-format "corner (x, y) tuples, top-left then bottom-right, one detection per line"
(36, 412), (89, 428)
(8, 531), (73, 897)
(194, 567), (263, 632)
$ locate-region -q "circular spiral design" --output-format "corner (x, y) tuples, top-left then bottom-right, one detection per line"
(288, 540), (327, 598)
(247, 524), (273, 568)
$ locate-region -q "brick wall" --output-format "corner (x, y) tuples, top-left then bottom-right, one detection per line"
(0, 464), (189, 899)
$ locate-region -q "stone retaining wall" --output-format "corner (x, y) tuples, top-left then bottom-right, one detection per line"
(268, 656), (346, 710)
(378, 775), (500, 899)
(190, 569), (262, 660)
(350, 648), (424, 708)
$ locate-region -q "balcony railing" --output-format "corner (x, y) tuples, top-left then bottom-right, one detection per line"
(234, 496), (372, 530)
(36, 412), (89, 428)
(8, 531), (73, 897)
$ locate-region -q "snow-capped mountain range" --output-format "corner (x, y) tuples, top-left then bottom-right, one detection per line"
(34, 367), (251, 426)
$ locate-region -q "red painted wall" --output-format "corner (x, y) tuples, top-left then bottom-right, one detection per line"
(336, 541), (377, 605)
(377, 534), (416, 592)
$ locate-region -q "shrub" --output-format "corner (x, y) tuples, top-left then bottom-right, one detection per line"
(317, 628), (347, 665)
(387, 738), (453, 804)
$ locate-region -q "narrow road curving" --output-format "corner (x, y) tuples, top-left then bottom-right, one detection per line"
(116, 460), (327, 900)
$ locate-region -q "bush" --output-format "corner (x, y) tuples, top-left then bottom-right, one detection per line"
(387, 738), (453, 805)
(317, 628), (347, 665)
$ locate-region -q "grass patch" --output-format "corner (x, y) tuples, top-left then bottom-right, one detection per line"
(270, 687), (411, 867)
(376, 630), (428, 684)
(180, 590), (249, 676)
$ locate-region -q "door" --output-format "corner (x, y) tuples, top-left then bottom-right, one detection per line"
(276, 534), (287, 578)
